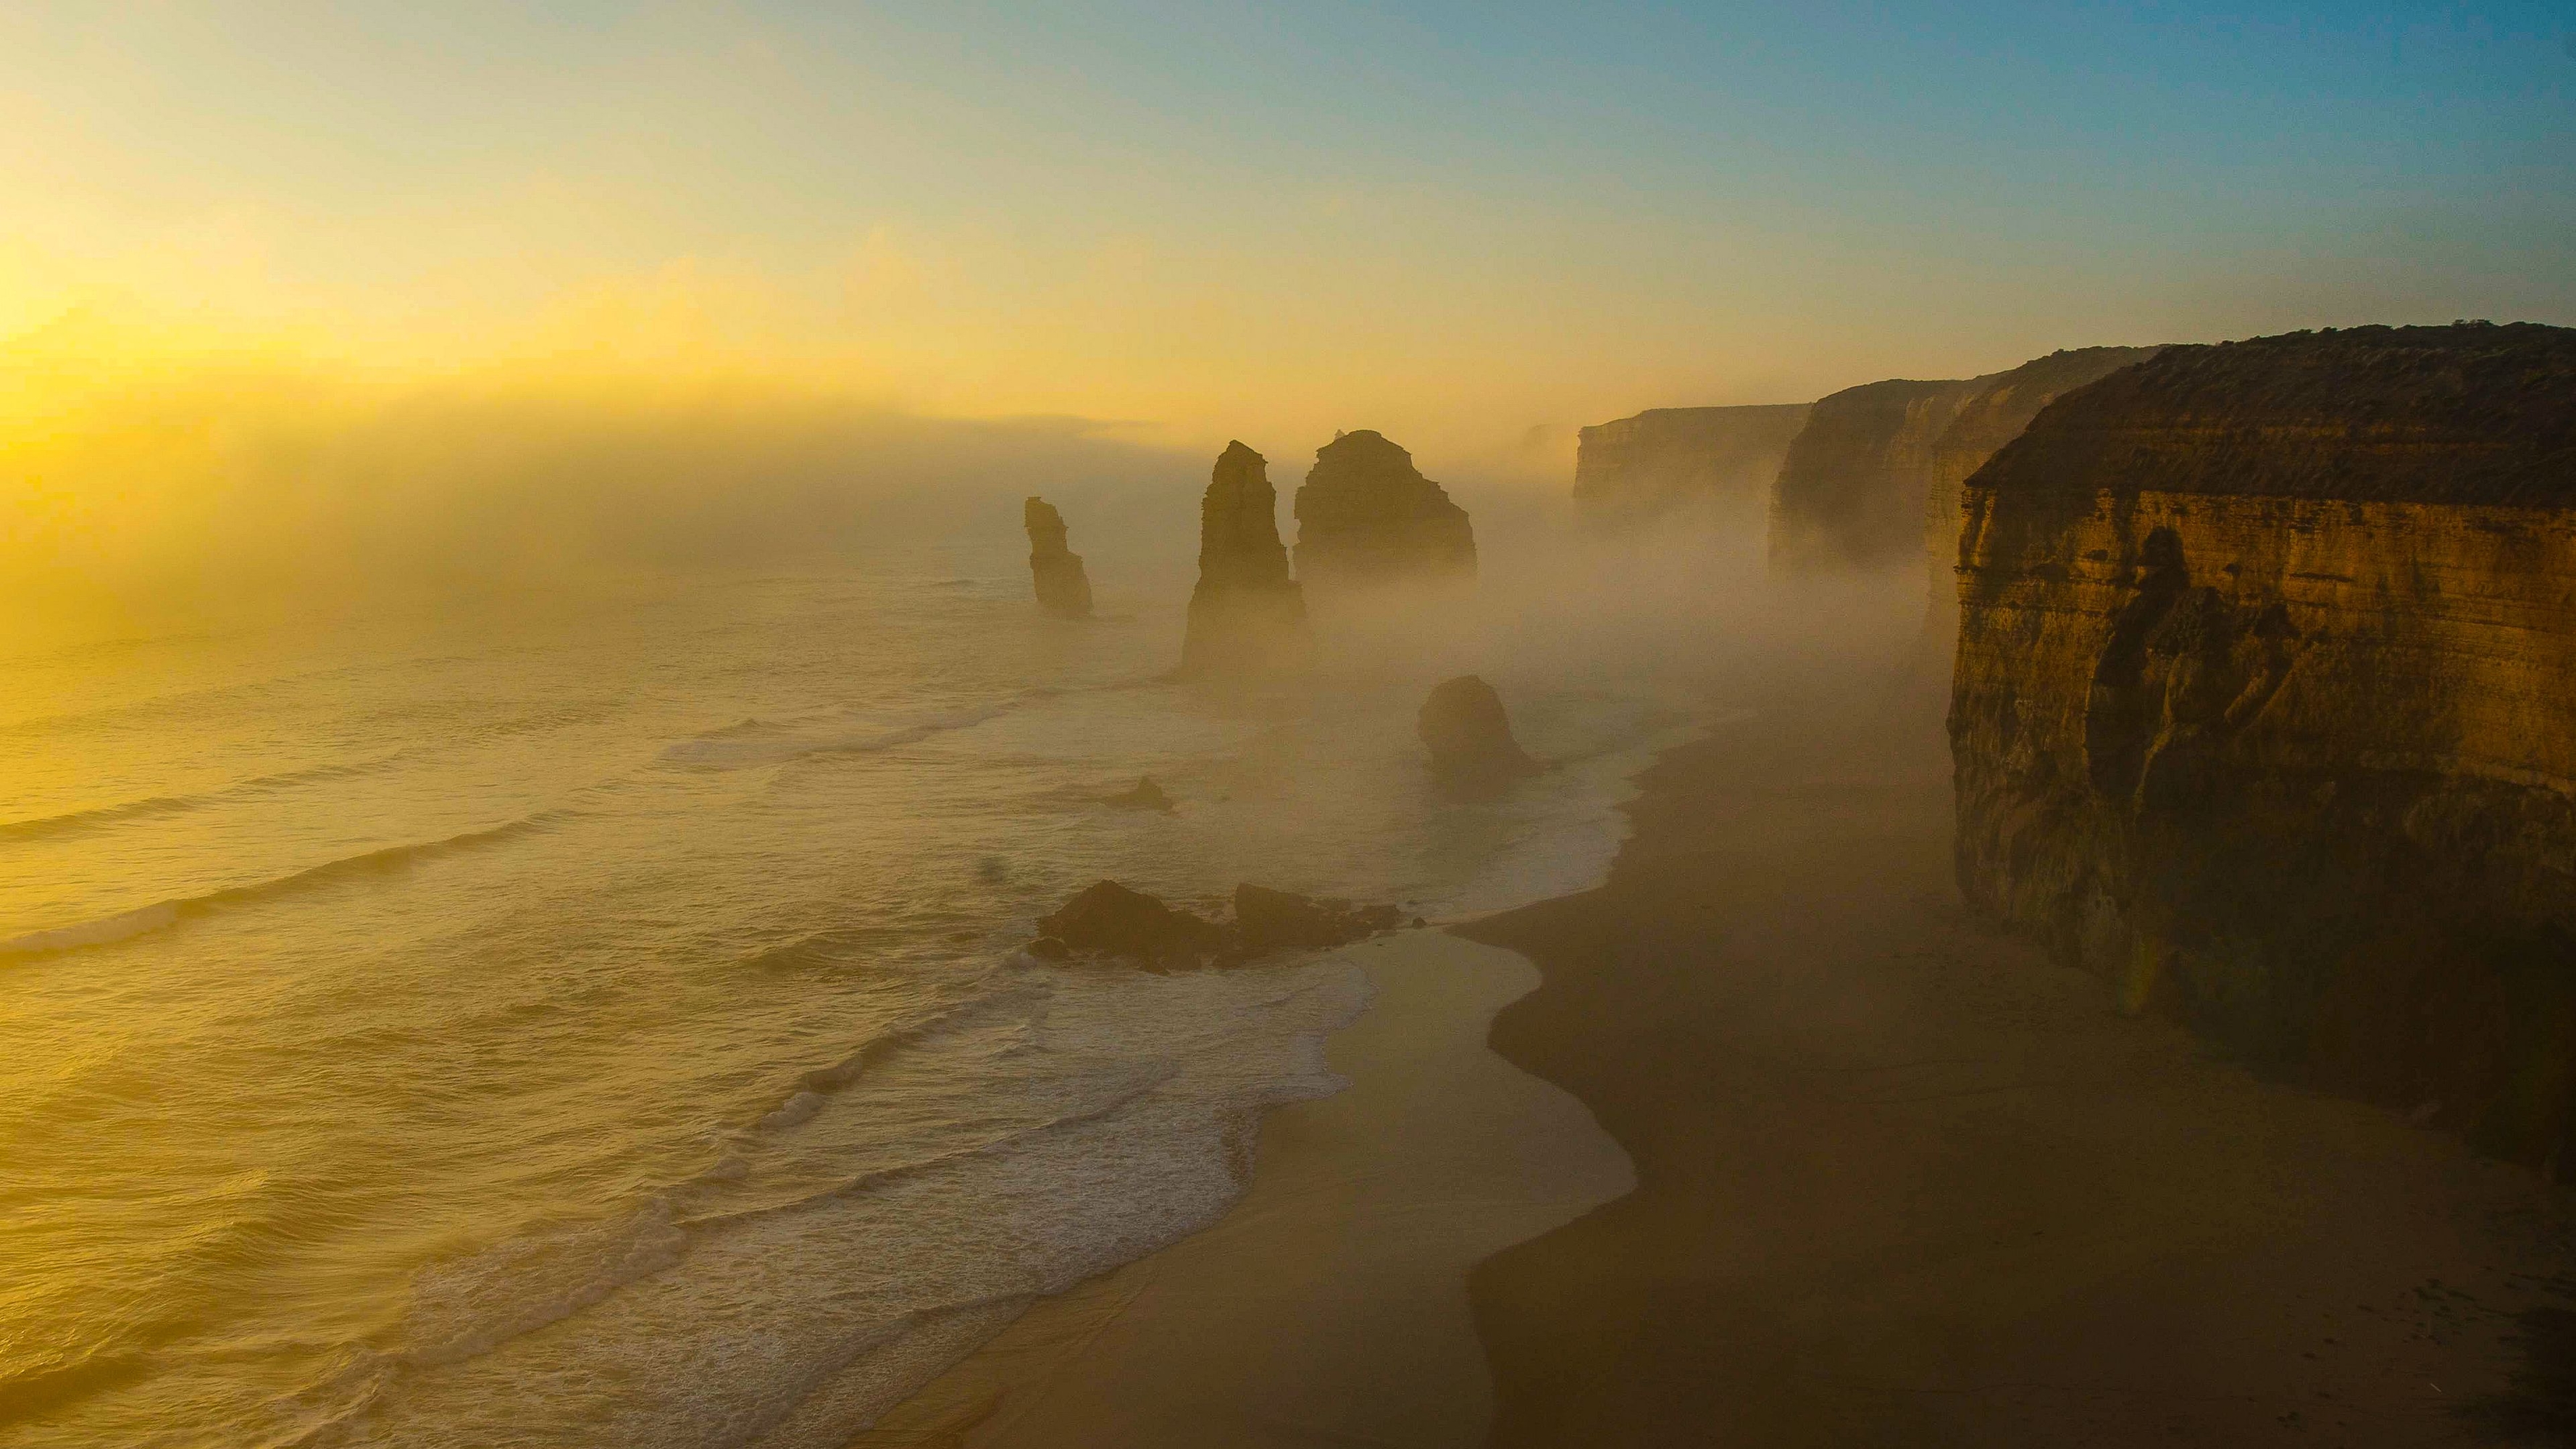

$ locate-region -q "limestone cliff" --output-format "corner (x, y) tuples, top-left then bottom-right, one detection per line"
(1948, 322), (2576, 1167)
(1769, 376), (1995, 570)
(1290, 430), (1475, 604)
(1179, 442), (1310, 675)
(1573, 404), (1810, 530)
(1022, 496), (1093, 618)
(1917, 348), (2163, 646)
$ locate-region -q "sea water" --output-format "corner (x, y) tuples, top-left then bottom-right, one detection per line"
(0, 536), (1697, 1447)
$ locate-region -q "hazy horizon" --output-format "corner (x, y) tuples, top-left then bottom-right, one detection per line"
(7, 3), (2572, 643)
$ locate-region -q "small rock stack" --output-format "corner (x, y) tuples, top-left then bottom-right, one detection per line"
(1023, 496), (1093, 618)
(1418, 675), (1540, 796)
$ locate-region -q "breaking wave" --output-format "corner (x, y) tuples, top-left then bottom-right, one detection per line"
(0, 753), (420, 845)
(0, 813), (566, 956)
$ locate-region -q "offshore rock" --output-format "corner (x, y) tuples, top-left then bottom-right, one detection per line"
(1290, 430), (1476, 604)
(1022, 497), (1093, 617)
(1574, 403), (1811, 531)
(1101, 776), (1173, 811)
(1947, 322), (2576, 1168)
(1230, 884), (1404, 955)
(1028, 880), (1403, 967)
(1418, 675), (1539, 796)
(1179, 442), (1310, 675)
(1034, 880), (1224, 967)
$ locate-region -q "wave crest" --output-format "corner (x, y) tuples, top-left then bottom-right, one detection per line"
(1, 813), (565, 956)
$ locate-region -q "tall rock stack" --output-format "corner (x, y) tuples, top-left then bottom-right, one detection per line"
(1948, 322), (2576, 1168)
(1023, 496), (1093, 618)
(1290, 430), (1476, 605)
(1573, 404), (1811, 531)
(1179, 442), (1310, 675)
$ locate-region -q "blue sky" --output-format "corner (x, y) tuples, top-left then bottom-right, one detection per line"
(1, 1), (2569, 446)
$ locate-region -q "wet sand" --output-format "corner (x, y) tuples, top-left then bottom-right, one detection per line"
(1458, 690), (2576, 1447)
(851, 929), (1631, 1448)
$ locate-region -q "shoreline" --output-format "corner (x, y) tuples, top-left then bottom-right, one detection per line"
(1458, 688), (2576, 1446)
(850, 927), (1631, 1447)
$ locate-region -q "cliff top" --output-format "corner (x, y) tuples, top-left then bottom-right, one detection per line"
(1578, 402), (1810, 443)
(1813, 375), (1986, 411)
(1971, 323), (2576, 508)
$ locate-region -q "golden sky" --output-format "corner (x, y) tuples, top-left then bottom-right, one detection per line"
(4, 2), (2569, 640)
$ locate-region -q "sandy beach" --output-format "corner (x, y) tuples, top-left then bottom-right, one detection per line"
(853, 677), (2576, 1449)
(851, 928), (1631, 1448)
(1460, 687), (2576, 1447)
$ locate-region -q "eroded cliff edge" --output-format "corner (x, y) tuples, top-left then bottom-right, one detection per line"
(1916, 346), (2164, 647)
(1769, 375), (1995, 570)
(1949, 322), (2576, 1167)
(1574, 404), (1810, 530)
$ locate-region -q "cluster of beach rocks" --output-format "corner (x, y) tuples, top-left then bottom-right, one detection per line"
(1025, 880), (1415, 970)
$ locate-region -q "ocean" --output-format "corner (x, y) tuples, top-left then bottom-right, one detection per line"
(0, 530), (1697, 1447)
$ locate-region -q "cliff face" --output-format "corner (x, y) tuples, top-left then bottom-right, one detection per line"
(1768, 376), (1994, 570)
(1022, 496), (1093, 617)
(1918, 348), (2164, 645)
(1949, 323), (2576, 1166)
(1180, 442), (1310, 675)
(1290, 430), (1475, 604)
(1573, 404), (1811, 530)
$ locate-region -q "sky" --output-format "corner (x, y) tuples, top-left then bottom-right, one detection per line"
(2, 1), (2571, 637)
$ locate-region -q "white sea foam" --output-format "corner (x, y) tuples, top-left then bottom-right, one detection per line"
(1, 556), (1700, 1449)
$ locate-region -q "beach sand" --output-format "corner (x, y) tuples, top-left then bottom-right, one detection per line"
(850, 928), (1631, 1448)
(857, 677), (2576, 1448)
(1459, 688), (2576, 1447)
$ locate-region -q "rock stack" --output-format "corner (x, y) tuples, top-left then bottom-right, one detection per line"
(1023, 496), (1092, 618)
(1179, 442), (1310, 675)
(1291, 430), (1476, 604)
(1418, 675), (1539, 796)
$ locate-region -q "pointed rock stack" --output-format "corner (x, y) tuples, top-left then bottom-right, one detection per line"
(1291, 430), (1476, 606)
(1023, 496), (1093, 618)
(1179, 442), (1310, 675)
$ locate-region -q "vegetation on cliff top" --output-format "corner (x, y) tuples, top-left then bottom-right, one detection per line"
(1973, 322), (2576, 508)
